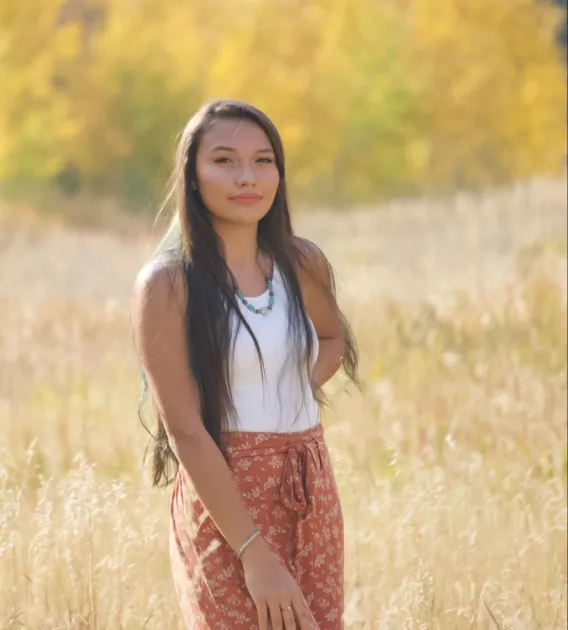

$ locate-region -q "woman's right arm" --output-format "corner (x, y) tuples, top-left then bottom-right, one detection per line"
(131, 260), (316, 630)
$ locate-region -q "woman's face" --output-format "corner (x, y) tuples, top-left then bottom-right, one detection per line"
(194, 118), (280, 226)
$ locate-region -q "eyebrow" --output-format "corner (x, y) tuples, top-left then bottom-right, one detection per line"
(210, 146), (274, 153)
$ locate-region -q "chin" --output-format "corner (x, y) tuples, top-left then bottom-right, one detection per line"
(219, 205), (272, 225)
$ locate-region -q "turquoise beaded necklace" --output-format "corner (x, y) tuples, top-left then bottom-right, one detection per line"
(236, 274), (275, 316)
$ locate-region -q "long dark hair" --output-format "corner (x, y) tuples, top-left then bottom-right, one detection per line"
(136, 99), (359, 487)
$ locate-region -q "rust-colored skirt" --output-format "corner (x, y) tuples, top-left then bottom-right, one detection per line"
(169, 422), (344, 629)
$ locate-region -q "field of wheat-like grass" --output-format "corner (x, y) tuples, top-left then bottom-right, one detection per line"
(0, 178), (566, 629)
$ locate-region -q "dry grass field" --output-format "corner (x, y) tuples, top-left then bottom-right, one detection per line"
(0, 178), (566, 629)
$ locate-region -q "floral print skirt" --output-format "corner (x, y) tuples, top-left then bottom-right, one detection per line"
(169, 422), (345, 629)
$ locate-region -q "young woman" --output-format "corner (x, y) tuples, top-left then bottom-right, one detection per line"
(131, 100), (358, 630)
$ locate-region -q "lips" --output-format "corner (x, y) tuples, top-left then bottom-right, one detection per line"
(230, 194), (263, 204)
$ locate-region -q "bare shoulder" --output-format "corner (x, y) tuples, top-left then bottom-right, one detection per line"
(291, 236), (331, 287)
(132, 254), (188, 336)
(291, 236), (325, 262)
(134, 257), (186, 300)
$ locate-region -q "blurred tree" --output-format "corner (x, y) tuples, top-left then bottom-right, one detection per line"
(557, 0), (566, 46)
(545, 0), (567, 46)
(0, 1), (83, 184)
(80, 0), (205, 199)
(0, 0), (565, 207)
(406, 0), (567, 192)
(203, 0), (421, 205)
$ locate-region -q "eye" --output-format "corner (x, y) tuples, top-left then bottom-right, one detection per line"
(257, 158), (274, 164)
(213, 157), (232, 164)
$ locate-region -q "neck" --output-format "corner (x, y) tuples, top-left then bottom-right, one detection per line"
(214, 219), (261, 269)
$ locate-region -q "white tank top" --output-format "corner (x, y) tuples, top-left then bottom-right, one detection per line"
(226, 263), (320, 433)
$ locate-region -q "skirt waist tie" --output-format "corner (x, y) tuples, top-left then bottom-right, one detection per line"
(223, 424), (327, 575)
(279, 439), (324, 574)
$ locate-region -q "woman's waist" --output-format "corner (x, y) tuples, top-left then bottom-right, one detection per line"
(221, 418), (324, 457)
(230, 382), (317, 409)
(226, 394), (319, 435)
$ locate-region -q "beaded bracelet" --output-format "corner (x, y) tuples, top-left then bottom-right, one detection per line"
(236, 529), (261, 561)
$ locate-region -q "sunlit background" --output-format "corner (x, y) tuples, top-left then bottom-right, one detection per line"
(1, 1), (567, 628)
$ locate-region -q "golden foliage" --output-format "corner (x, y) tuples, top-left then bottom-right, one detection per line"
(0, 0), (565, 203)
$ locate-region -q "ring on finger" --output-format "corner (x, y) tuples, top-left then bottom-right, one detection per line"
(281, 604), (293, 611)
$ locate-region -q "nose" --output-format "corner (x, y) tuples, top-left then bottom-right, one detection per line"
(235, 161), (256, 187)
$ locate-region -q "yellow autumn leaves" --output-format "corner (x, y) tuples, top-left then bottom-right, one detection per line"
(0, 0), (565, 205)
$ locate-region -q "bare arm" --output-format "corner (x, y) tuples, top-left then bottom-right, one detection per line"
(131, 259), (315, 630)
(295, 239), (345, 390)
(132, 260), (261, 553)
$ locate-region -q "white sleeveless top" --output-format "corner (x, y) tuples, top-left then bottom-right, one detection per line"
(226, 264), (320, 433)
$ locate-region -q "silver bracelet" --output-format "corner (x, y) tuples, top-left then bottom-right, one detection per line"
(236, 528), (261, 561)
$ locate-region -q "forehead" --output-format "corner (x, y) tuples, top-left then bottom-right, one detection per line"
(199, 118), (273, 152)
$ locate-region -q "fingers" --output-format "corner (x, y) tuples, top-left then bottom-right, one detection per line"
(267, 593), (314, 630)
(268, 600), (284, 630)
(281, 601), (297, 630)
(292, 592), (317, 630)
(257, 601), (269, 630)
(257, 590), (315, 630)
(268, 598), (301, 630)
